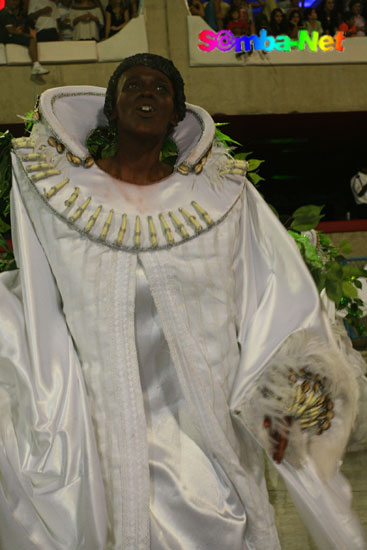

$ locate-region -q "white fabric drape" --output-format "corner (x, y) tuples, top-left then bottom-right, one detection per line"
(0, 88), (365, 549)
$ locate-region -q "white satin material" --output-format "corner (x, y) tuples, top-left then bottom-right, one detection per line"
(135, 262), (247, 549)
(0, 181), (107, 549)
(1, 93), (365, 548)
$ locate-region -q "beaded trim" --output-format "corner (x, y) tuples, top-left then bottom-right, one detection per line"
(287, 368), (334, 435)
(13, 132), (245, 253)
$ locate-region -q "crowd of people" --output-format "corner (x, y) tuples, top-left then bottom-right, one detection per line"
(0, 0), (138, 73)
(189, 0), (367, 38)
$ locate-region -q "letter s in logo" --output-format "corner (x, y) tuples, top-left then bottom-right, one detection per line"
(198, 30), (217, 52)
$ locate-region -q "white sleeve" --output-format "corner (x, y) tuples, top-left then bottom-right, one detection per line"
(0, 171), (108, 550)
(229, 181), (365, 550)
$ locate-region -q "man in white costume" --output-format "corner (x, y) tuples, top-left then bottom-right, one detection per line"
(0, 54), (365, 549)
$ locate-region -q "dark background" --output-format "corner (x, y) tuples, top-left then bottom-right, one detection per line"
(214, 111), (367, 221)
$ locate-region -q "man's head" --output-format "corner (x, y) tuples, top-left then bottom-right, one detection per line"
(104, 53), (186, 126)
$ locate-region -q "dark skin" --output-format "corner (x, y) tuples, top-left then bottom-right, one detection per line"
(97, 66), (178, 186)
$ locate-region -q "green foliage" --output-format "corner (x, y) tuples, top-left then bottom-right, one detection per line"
(290, 223), (367, 336)
(214, 123), (242, 147)
(0, 131), (16, 271)
(160, 136), (178, 166)
(290, 204), (325, 231)
(23, 109), (37, 134)
(86, 126), (118, 159)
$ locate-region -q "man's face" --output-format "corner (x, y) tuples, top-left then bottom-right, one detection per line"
(274, 10), (282, 23)
(113, 66), (178, 140)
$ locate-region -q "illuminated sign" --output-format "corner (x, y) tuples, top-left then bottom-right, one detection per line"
(198, 29), (346, 53)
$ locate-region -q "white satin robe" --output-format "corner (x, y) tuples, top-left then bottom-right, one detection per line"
(0, 97), (365, 549)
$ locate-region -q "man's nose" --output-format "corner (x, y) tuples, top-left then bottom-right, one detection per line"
(139, 87), (155, 97)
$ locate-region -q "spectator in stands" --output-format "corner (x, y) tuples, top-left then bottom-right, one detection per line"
(219, 0), (231, 23)
(0, 0), (48, 73)
(338, 9), (357, 34)
(304, 7), (323, 33)
(230, 0), (255, 30)
(188, 0), (205, 17)
(28, 0), (59, 41)
(277, 0), (304, 17)
(288, 7), (303, 37)
(57, 0), (72, 39)
(349, 0), (366, 34)
(125, 0), (137, 17)
(269, 7), (289, 35)
(70, 0), (103, 40)
(256, 0), (277, 23)
(317, 0), (340, 35)
(226, 5), (251, 34)
(204, 0), (222, 30)
(105, 0), (129, 37)
(254, 12), (269, 33)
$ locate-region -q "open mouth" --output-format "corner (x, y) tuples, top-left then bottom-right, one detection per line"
(137, 105), (156, 114)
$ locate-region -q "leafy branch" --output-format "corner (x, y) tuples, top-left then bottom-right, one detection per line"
(0, 131), (16, 272)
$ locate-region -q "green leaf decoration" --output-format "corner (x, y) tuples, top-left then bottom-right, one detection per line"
(86, 126), (118, 159)
(234, 151), (253, 160)
(325, 277), (343, 303)
(0, 219), (10, 232)
(290, 204), (325, 231)
(160, 136), (178, 166)
(342, 264), (365, 279)
(342, 281), (358, 299)
(214, 128), (241, 147)
(248, 158), (264, 172)
(311, 269), (326, 293)
(248, 172), (265, 185)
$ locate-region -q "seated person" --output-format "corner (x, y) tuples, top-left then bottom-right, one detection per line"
(105, 0), (129, 37)
(303, 7), (323, 33)
(0, 0), (48, 74)
(256, 0), (277, 23)
(269, 7), (289, 35)
(126, 0), (137, 17)
(317, 0), (341, 36)
(226, 5), (251, 35)
(349, 0), (366, 35)
(204, 0), (221, 30)
(188, 0), (205, 17)
(28, 0), (59, 41)
(338, 9), (357, 34)
(288, 7), (303, 37)
(277, 0), (304, 17)
(57, 0), (73, 39)
(70, 0), (104, 40)
(254, 12), (269, 33)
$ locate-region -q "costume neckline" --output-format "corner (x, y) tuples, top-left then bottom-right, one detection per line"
(38, 85), (217, 176)
(13, 86), (247, 252)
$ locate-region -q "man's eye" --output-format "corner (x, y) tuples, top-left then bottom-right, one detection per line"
(156, 85), (167, 93)
(125, 81), (139, 89)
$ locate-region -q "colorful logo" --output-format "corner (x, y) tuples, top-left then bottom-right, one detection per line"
(198, 29), (346, 53)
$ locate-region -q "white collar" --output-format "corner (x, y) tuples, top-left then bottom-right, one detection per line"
(13, 86), (247, 251)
